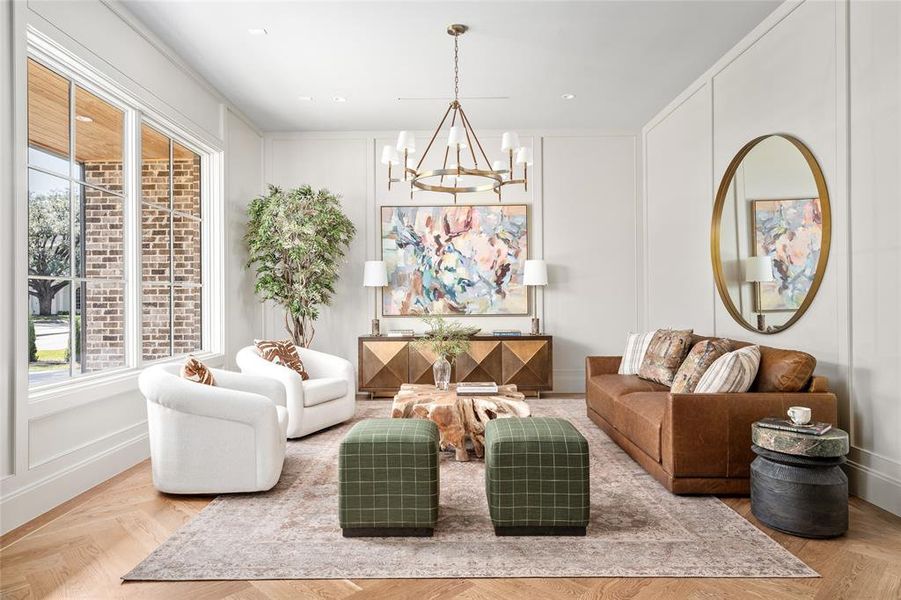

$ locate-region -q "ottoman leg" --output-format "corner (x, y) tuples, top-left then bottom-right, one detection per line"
(494, 526), (586, 537)
(342, 527), (434, 538)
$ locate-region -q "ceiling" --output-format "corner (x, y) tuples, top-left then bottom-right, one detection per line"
(122, 1), (779, 132)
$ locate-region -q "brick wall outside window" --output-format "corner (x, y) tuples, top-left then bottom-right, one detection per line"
(81, 155), (201, 368)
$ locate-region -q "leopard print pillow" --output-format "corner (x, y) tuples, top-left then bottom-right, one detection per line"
(181, 356), (215, 385)
(254, 339), (310, 380)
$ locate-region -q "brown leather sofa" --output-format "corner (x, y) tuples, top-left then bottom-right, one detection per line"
(585, 335), (838, 495)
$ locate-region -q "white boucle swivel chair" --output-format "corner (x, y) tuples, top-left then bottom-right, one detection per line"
(138, 364), (288, 494)
(236, 345), (356, 439)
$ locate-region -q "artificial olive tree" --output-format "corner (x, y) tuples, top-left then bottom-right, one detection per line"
(245, 185), (356, 347)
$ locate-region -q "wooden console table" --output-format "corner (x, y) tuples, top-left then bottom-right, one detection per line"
(358, 335), (553, 397)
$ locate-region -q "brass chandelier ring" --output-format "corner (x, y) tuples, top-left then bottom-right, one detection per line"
(409, 167), (503, 194)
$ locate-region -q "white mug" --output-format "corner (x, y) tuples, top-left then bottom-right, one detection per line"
(787, 406), (812, 426)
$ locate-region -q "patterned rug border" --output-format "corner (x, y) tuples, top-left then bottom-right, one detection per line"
(124, 399), (818, 581)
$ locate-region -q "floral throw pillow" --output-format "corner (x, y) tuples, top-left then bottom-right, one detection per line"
(254, 339), (310, 380)
(181, 356), (215, 385)
(637, 329), (694, 386)
(670, 338), (732, 393)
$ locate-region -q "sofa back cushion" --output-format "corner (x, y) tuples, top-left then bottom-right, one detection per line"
(690, 335), (817, 393)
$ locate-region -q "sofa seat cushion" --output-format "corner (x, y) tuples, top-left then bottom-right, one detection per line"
(302, 377), (348, 407)
(612, 392), (667, 462)
(587, 375), (669, 420)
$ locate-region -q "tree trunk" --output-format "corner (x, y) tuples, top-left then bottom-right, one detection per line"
(285, 313), (315, 348)
(30, 280), (55, 316)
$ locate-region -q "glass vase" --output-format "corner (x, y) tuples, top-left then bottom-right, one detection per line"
(433, 356), (452, 391)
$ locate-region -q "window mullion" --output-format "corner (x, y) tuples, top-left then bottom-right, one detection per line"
(125, 109), (141, 370)
(168, 139), (175, 358)
(68, 79), (76, 378)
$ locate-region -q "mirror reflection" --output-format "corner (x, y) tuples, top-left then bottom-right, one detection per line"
(713, 135), (831, 334)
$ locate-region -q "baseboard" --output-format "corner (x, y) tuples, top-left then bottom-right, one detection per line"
(845, 459), (901, 517)
(0, 433), (150, 535)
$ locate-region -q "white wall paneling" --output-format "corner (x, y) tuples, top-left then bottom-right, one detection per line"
(224, 109), (265, 367)
(262, 130), (639, 393)
(847, 0), (901, 515)
(0, 0), (265, 534)
(641, 0), (900, 515)
(643, 84), (714, 332)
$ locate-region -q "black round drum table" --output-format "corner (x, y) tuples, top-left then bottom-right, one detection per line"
(750, 423), (849, 538)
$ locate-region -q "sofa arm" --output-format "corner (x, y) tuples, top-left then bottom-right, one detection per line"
(138, 367), (278, 429)
(662, 391), (838, 480)
(212, 368), (287, 408)
(295, 346), (355, 386)
(586, 356), (621, 378)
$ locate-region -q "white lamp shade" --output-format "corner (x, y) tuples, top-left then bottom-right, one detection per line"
(446, 125), (468, 149)
(744, 256), (775, 283)
(380, 145), (400, 165)
(523, 259), (548, 286)
(396, 131), (416, 153)
(363, 260), (388, 287)
(501, 131), (521, 152)
(491, 160), (508, 180)
(515, 146), (534, 166)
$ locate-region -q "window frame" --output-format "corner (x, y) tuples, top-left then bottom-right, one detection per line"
(24, 33), (224, 407)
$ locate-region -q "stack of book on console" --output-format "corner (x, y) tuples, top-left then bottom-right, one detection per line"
(386, 329), (414, 337)
(756, 417), (833, 436)
(457, 382), (499, 395)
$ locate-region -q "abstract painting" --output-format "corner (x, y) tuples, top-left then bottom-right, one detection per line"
(381, 205), (528, 316)
(752, 198), (823, 311)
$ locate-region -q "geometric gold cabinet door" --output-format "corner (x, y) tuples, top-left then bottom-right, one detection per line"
(409, 344), (453, 385)
(359, 340), (409, 393)
(455, 339), (502, 383)
(501, 339), (552, 389)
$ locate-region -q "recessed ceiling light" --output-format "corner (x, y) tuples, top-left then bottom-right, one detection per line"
(75, 114), (93, 122)
(298, 96), (313, 102)
(561, 93), (576, 100)
(247, 28), (268, 35)
(332, 96), (347, 103)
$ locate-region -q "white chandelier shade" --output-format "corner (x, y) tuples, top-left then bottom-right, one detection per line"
(446, 125), (468, 149)
(380, 145), (400, 165)
(515, 146), (534, 166)
(501, 131), (521, 152)
(396, 131), (416, 153)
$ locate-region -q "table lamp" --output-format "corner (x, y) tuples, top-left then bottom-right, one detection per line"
(524, 259), (548, 335)
(744, 256), (775, 331)
(363, 260), (388, 335)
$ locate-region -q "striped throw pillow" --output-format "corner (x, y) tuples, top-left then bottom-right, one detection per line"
(254, 339), (310, 380)
(618, 331), (657, 375)
(694, 345), (761, 393)
(181, 356), (215, 385)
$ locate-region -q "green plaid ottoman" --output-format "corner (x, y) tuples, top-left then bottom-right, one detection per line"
(485, 417), (590, 536)
(339, 418), (439, 537)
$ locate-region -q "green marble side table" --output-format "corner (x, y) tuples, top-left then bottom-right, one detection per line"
(750, 422), (849, 538)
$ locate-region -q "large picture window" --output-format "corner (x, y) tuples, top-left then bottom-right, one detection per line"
(26, 56), (212, 389)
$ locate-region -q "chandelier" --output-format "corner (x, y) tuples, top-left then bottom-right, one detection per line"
(381, 24), (533, 201)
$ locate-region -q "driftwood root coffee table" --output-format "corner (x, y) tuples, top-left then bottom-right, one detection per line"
(391, 384), (530, 461)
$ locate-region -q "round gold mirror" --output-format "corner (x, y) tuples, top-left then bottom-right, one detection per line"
(711, 134), (831, 334)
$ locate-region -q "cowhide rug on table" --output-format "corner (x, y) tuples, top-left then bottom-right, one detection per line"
(124, 399), (816, 580)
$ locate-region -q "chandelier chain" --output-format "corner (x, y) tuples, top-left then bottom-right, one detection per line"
(453, 33), (459, 102)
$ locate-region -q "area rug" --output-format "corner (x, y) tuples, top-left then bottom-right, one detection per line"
(124, 399), (816, 580)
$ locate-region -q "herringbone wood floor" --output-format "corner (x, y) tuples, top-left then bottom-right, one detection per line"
(1, 459), (899, 600)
